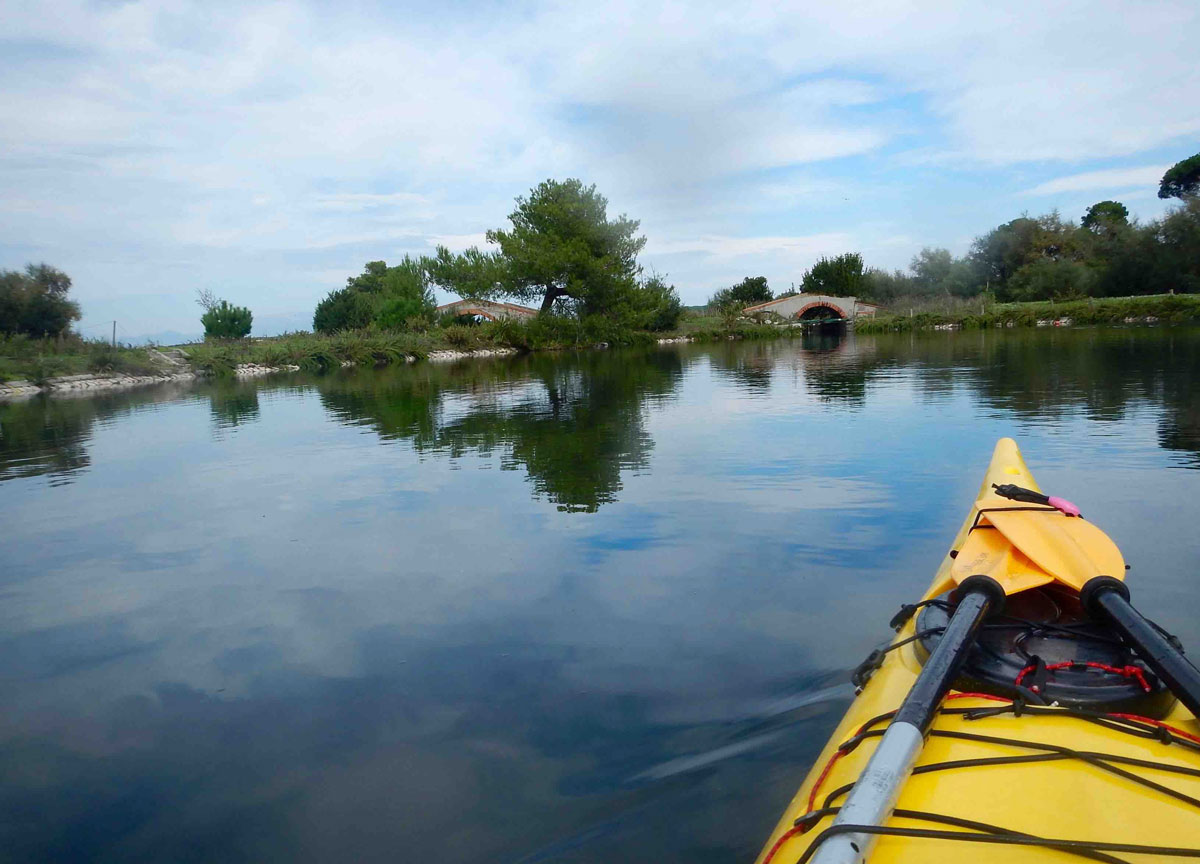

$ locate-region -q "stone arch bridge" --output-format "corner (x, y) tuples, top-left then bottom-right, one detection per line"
(741, 294), (879, 322)
(437, 298), (539, 321)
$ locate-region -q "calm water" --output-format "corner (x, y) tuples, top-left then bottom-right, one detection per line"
(2, 327), (1199, 862)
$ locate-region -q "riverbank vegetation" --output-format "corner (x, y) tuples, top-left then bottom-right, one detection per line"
(0, 334), (160, 383)
(6, 157), (1200, 383)
(312, 180), (684, 339)
(181, 312), (798, 376)
(0, 310), (805, 383)
(313, 257), (436, 334)
(855, 293), (1200, 333)
(859, 155), (1200, 306)
(197, 290), (253, 339)
(0, 264), (166, 383)
(0, 265), (81, 338)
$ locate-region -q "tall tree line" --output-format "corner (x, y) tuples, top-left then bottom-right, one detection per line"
(863, 154), (1200, 303)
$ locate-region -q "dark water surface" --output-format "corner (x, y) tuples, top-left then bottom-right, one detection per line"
(2, 327), (1199, 862)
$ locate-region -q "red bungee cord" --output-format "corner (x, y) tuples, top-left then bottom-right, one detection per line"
(762, 691), (1199, 864)
(1015, 660), (1151, 693)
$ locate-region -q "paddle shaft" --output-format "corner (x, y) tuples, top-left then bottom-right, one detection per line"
(1082, 577), (1200, 720)
(811, 577), (1002, 864)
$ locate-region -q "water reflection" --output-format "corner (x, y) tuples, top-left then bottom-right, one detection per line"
(6, 328), (1197, 492)
(708, 342), (775, 393)
(891, 328), (1200, 461)
(801, 336), (884, 406)
(704, 331), (890, 407)
(0, 396), (94, 483)
(207, 379), (262, 432)
(697, 327), (1200, 461)
(0, 381), (273, 485)
(320, 350), (683, 512)
(0, 386), (196, 485)
(1, 327), (1198, 863)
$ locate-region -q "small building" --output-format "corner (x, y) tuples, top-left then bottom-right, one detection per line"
(437, 298), (539, 321)
(741, 294), (879, 322)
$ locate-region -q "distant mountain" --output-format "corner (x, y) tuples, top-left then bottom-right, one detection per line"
(252, 312), (313, 337)
(122, 312), (314, 347)
(122, 330), (204, 347)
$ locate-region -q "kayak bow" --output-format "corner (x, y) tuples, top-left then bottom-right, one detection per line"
(757, 438), (1200, 864)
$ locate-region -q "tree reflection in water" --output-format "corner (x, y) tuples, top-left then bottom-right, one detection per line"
(319, 350), (684, 512)
(206, 379), (261, 432)
(3, 327), (1198, 495)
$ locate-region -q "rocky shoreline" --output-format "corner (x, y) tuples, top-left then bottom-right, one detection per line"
(0, 371), (200, 400)
(0, 346), (532, 401)
(426, 347), (519, 362)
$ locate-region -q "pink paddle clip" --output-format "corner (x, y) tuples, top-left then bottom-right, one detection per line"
(1047, 496), (1080, 517)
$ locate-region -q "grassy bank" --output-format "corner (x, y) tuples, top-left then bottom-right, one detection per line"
(2, 313), (806, 383)
(182, 330), (433, 375)
(181, 313), (804, 375)
(25, 294), (1182, 385)
(675, 313), (815, 341)
(0, 334), (162, 383)
(855, 293), (1200, 333)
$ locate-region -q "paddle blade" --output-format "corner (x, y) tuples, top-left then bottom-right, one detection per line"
(978, 505), (1125, 592)
(950, 526), (1054, 594)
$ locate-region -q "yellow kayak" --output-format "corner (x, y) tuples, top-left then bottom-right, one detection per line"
(757, 438), (1200, 864)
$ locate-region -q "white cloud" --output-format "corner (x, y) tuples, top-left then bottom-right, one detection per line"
(310, 193), (432, 213)
(0, 0), (1197, 334)
(1022, 165), (1170, 196)
(426, 234), (491, 253)
(644, 233), (861, 302)
(648, 233), (854, 260)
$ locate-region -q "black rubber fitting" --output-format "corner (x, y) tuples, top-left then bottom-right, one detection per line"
(953, 574), (1006, 615)
(1080, 575), (1130, 617)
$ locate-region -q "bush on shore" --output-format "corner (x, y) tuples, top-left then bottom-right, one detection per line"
(0, 264), (80, 338)
(313, 258), (436, 334)
(201, 300), (253, 339)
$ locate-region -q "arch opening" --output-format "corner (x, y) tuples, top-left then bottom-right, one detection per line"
(455, 308), (498, 322)
(797, 302), (846, 322)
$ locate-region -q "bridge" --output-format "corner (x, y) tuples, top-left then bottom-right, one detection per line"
(741, 294), (880, 323)
(437, 298), (539, 321)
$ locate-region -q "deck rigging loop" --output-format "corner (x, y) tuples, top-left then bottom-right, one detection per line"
(761, 698), (1200, 864)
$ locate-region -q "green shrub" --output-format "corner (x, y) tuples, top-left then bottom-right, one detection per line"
(626, 275), (683, 331)
(376, 295), (432, 331)
(442, 325), (478, 348)
(0, 333), (159, 381)
(315, 257), (436, 333)
(87, 344), (121, 374)
(314, 288), (375, 333)
(28, 355), (66, 385)
(201, 300), (253, 339)
(1007, 258), (1095, 302)
(185, 342), (239, 375)
(297, 341), (339, 372)
(0, 264), (80, 337)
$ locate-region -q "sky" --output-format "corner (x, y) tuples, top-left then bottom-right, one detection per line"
(2, 0), (1198, 341)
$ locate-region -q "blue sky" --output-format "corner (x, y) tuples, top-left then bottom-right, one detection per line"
(2, 0), (1198, 340)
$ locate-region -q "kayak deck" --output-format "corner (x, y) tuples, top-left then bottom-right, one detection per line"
(757, 439), (1200, 863)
